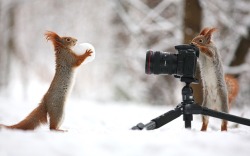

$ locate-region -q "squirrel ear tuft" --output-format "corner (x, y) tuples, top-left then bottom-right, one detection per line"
(206, 28), (217, 35)
(199, 27), (210, 36)
(204, 28), (217, 41)
(45, 31), (61, 41)
(44, 31), (63, 47)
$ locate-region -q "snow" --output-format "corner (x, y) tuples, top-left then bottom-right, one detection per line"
(1, 1), (250, 155)
(71, 43), (95, 64)
(1, 97), (250, 156)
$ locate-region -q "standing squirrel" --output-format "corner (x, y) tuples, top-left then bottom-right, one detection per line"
(191, 27), (239, 131)
(0, 31), (92, 131)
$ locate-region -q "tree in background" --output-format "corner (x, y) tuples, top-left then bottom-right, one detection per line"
(183, 0), (202, 105)
(0, 0), (249, 106)
(113, 0), (250, 106)
(182, 0), (250, 106)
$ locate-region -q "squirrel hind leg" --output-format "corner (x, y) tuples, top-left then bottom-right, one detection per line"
(50, 126), (68, 132)
(201, 115), (209, 131)
(49, 113), (67, 132)
(49, 120), (65, 132)
(221, 120), (228, 131)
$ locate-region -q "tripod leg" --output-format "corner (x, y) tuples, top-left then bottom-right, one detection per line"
(202, 107), (250, 127)
(183, 114), (193, 128)
(146, 108), (182, 130)
(131, 106), (182, 130)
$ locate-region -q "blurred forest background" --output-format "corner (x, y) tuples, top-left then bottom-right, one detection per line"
(0, 0), (249, 106)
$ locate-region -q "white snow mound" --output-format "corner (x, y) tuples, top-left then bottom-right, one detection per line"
(72, 43), (95, 64)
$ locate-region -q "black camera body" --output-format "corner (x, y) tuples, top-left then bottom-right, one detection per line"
(145, 44), (199, 81)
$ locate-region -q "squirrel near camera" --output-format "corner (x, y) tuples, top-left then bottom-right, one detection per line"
(191, 27), (239, 131)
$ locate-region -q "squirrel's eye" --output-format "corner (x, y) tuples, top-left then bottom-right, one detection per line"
(199, 39), (203, 43)
(66, 38), (71, 42)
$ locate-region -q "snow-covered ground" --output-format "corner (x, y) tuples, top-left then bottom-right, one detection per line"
(0, 97), (250, 156)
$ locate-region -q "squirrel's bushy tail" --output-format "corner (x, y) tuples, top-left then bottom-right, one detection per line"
(225, 74), (239, 108)
(2, 104), (47, 130)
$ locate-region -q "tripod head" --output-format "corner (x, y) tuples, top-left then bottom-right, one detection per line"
(180, 77), (198, 102)
(179, 77), (198, 84)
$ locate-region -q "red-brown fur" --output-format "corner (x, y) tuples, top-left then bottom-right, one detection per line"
(0, 31), (92, 131)
(191, 27), (239, 131)
(192, 28), (239, 108)
(225, 74), (239, 108)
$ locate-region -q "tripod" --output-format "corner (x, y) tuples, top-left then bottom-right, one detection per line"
(132, 78), (250, 130)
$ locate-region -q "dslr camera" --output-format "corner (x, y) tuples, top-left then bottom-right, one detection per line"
(145, 44), (199, 82)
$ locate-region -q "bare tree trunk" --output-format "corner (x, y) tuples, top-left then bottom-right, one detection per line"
(183, 0), (203, 105)
(230, 27), (250, 68)
(183, 0), (202, 43)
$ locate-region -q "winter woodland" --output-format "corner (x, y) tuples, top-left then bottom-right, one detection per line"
(0, 0), (249, 106)
(0, 0), (250, 156)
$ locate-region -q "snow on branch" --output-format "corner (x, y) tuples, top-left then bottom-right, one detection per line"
(114, 0), (179, 33)
(224, 64), (250, 75)
(223, 38), (241, 66)
(127, 0), (178, 32)
(113, 0), (141, 35)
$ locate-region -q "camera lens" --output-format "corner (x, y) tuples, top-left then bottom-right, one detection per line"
(145, 50), (177, 75)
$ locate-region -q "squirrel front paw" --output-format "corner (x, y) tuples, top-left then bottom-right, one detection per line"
(85, 49), (93, 57)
